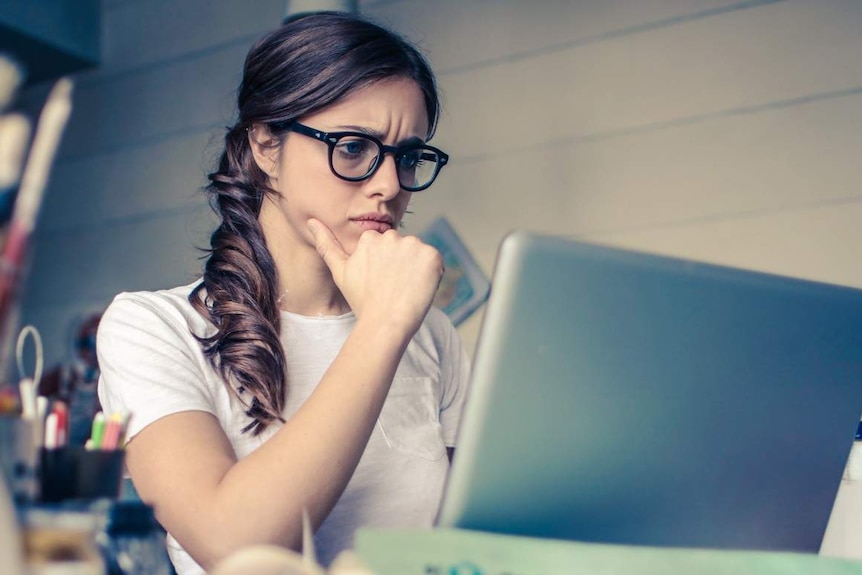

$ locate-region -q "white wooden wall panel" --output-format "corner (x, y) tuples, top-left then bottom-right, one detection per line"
(590, 201), (862, 288)
(25, 206), (214, 307)
(101, 0), (283, 74)
(56, 44), (245, 161)
(366, 0), (749, 73)
(427, 1), (862, 160)
(406, 90), (862, 271)
(40, 130), (215, 231)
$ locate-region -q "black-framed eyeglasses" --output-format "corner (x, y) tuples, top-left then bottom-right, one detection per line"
(284, 122), (449, 192)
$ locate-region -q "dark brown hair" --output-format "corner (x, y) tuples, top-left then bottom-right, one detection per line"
(189, 12), (441, 434)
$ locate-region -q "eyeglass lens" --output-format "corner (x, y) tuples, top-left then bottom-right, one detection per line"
(332, 136), (442, 190)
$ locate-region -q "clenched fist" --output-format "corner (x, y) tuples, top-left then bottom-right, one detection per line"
(307, 218), (443, 337)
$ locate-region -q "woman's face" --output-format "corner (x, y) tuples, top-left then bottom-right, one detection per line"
(255, 78), (430, 258)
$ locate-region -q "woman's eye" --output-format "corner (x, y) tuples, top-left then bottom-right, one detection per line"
(337, 139), (370, 156)
(398, 151), (424, 170)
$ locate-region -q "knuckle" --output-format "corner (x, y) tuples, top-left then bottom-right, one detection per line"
(431, 251), (444, 272)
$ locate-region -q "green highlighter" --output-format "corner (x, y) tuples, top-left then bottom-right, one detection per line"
(86, 412), (105, 450)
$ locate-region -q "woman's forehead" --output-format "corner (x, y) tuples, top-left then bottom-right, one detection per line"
(307, 78), (429, 136)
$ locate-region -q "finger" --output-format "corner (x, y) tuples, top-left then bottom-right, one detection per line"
(307, 218), (348, 280)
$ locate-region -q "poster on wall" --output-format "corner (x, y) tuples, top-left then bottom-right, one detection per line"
(418, 217), (490, 327)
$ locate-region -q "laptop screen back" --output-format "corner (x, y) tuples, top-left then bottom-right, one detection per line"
(437, 231), (862, 553)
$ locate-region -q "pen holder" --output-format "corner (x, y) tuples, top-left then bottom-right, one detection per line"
(0, 415), (38, 503)
(39, 446), (125, 503)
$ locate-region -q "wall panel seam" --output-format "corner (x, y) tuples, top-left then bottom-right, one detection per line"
(454, 84), (862, 165)
(436, 0), (787, 77)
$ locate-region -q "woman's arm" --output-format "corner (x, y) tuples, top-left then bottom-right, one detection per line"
(125, 317), (409, 569)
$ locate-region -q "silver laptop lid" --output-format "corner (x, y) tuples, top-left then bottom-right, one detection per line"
(438, 231), (862, 553)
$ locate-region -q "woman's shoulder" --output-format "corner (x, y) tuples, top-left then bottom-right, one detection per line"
(411, 305), (462, 357)
(102, 280), (211, 336)
(108, 280), (198, 307)
(421, 305), (457, 336)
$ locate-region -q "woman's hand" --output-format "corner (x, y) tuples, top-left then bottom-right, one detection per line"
(307, 218), (443, 336)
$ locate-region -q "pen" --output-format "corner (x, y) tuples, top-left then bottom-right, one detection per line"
(49, 401), (68, 448)
(34, 395), (48, 449)
(101, 413), (122, 450)
(44, 412), (58, 449)
(117, 412), (132, 448)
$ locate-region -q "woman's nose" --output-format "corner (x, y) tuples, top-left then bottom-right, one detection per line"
(364, 153), (402, 199)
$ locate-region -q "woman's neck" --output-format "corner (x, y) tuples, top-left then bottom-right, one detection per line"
(274, 245), (350, 317)
(277, 283), (350, 317)
(259, 200), (351, 316)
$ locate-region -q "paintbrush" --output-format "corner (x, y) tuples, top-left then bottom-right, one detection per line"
(0, 77), (73, 346)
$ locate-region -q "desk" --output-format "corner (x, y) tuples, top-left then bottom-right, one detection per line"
(356, 528), (862, 575)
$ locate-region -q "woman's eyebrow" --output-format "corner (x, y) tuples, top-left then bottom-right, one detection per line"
(397, 135), (426, 147)
(337, 124), (426, 146)
(337, 124), (379, 136)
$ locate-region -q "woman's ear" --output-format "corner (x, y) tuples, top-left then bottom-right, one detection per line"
(248, 123), (280, 180)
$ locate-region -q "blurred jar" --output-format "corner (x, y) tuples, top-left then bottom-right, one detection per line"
(98, 501), (172, 575)
(22, 504), (105, 575)
(0, 415), (38, 503)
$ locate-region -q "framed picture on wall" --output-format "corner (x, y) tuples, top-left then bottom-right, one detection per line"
(419, 217), (490, 327)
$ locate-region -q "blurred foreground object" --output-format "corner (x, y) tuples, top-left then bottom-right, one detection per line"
(0, 53), (24, 109)
(0, 471), (25, 575)
(0, 76), (73, 378)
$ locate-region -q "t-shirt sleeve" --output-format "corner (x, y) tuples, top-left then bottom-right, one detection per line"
(96, 293), (217, 442)
(437, 315), (472, 447)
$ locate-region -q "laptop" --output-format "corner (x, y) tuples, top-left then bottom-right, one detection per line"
(437, 231), (862, 553)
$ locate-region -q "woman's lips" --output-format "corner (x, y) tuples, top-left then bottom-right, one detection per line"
(354, 220), (393, 233)
(352, 215), (394, 233)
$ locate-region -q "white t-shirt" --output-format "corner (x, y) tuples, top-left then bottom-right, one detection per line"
(97, 281), (471, 574)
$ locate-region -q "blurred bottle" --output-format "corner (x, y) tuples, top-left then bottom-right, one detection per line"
(22, 504), (105, 575)
(98, 501), (172, 575)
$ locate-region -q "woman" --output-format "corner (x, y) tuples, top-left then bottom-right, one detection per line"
(97, 12), (469, 574)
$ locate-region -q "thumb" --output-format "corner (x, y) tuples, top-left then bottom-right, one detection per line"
(307, 218), (348, 280)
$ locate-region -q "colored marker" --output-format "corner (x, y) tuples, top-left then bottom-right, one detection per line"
(88, 411), (105, 450)
(116, 412), (132, 448)
(50, 401), (68, 447)
(102, 413), (123, 450)
(44, 412), (58, 449)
